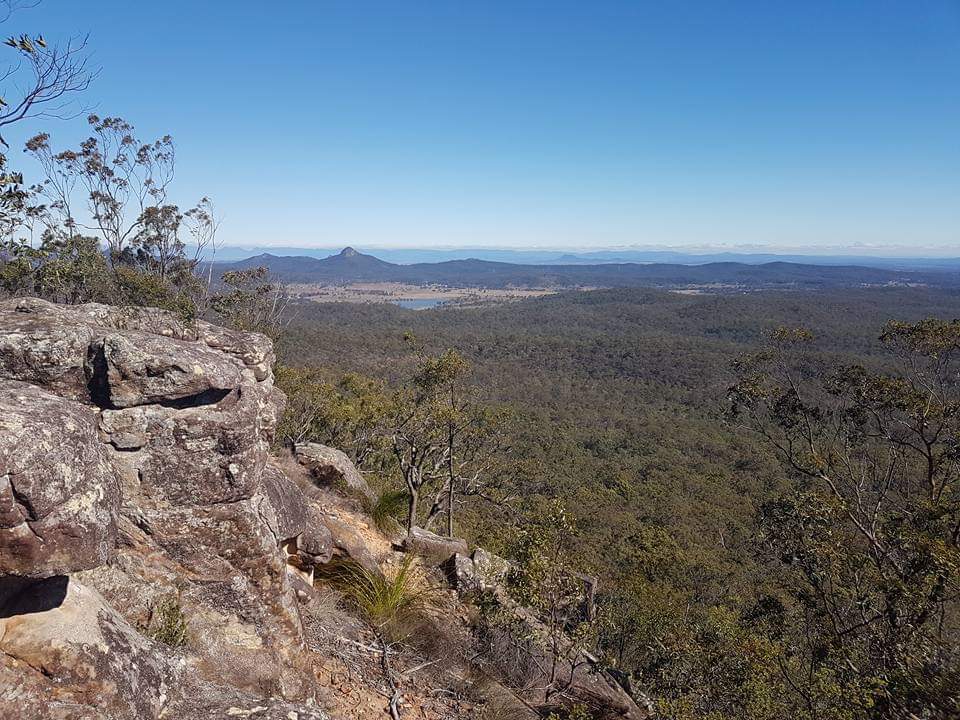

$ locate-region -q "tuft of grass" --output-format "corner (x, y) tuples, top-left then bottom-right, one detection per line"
(333, 555), (431, 631)
(546, 705), (594, 720)
(370, 488), (408, 535)
(147, 597), (188, 647)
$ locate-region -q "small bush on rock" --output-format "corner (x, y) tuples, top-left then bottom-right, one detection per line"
(146, 598), (189, 648)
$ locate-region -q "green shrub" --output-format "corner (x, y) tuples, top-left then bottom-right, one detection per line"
(147, 598), (189, 648)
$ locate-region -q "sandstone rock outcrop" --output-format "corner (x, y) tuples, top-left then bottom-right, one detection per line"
(0, 297), (649, 720)
(0, 576), (181, 719)
(0, 381), (119, 577)
(295, 441), (374, 501)
(0, 298), (329, 719)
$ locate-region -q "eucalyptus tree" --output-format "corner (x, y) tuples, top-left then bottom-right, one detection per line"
(729, 320), (960, 718)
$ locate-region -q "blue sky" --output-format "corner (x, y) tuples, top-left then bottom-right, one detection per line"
(8, 1), (960, 253)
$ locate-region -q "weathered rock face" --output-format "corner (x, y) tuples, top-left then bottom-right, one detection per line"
(0, 297), (276, 399)
(0, 577), (182, 719)
(295, 442), (374, 501)
(87, 330), (242, 409)
(99, 380), (280, 506)
(0, 381), (119, 578)
(0, 299), (329, 720)
(260, 462), (309, 541)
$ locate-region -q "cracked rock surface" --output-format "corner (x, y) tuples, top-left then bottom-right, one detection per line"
(0, 380), (119, 577)
(0, 299), (330, 720)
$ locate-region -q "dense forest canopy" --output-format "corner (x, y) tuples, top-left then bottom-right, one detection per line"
(279, 286), (960, 718)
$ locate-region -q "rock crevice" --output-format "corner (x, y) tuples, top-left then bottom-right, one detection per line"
(0, 298), (326, 719)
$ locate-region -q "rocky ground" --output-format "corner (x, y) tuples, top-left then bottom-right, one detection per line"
(0, 298), (647, 720)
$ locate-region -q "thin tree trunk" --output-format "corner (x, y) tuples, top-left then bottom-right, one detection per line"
(446, 476), (454, 537)
(406, 487), (419, 532)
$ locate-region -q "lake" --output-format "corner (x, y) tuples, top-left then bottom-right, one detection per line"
(392, 298), (445, 310)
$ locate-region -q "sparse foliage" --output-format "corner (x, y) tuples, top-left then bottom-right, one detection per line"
(3, 115), (221, 320)
(505, 501), (601, 704)
(211, 266), (290, 340)
(391, 341), (508, 534)
(274, 365), (393, 464)
(0, 25), (94, 148)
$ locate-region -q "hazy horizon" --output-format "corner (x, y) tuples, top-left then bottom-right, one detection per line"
(211, 242), (960, 259)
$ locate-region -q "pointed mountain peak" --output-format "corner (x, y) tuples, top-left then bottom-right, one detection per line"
(339, 247), (359, 257)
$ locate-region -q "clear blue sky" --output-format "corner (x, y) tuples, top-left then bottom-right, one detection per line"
(9, 0), (960, 253)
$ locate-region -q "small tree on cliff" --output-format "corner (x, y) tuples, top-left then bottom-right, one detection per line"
(391, 341), (506, 535)
(2, 116), (218, 317)
(210, 266), (290, 341)
(1, 2), (93, 236)
(0, 5), (93, 149)
(503, 500), (602, 705)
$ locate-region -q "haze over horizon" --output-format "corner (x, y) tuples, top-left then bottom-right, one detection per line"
(10, 1), (960, 255)
(209, 242), (960, 260)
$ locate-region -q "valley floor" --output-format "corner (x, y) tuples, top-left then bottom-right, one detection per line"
(287, 282), (559, 308)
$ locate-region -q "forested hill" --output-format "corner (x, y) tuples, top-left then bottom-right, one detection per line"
(278, 285), (960, 715)
(281, 285), (960, 557)
(218, 246), (960, 290)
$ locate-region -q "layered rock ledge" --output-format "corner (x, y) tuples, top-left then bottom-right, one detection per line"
(0, 298), (327, 719)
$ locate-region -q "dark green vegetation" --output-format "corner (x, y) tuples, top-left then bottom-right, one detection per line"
(219, 246), (960, 290)
(280, 287), (960, 719)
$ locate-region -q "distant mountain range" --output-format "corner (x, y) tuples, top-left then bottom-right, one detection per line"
(215, 247), (960, 291)
(209, 244), (960, 272)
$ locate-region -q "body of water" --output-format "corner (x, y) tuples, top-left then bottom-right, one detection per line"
(392, 298), (445, 310)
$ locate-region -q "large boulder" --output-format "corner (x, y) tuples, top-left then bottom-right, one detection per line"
(0, 577), (182, 720)
(87, 493), (317, 703)
(260, 462), (309, 542)
(98, 376), (280, 506)
(0, 308), (97, 402)
(0, 298), (364, 718)
(86, 331), (242, 409)
(0, 297), (276, 397)
(0, 381), (119, 577)
(402, 526), (469, 562)
(294, 442), (374, 501)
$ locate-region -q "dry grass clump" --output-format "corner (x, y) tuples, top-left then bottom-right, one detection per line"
(331, 555), (434, 635)
(369, 488), (408, 536)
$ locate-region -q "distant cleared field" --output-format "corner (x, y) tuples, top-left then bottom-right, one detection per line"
(286, 282), (558, 308)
